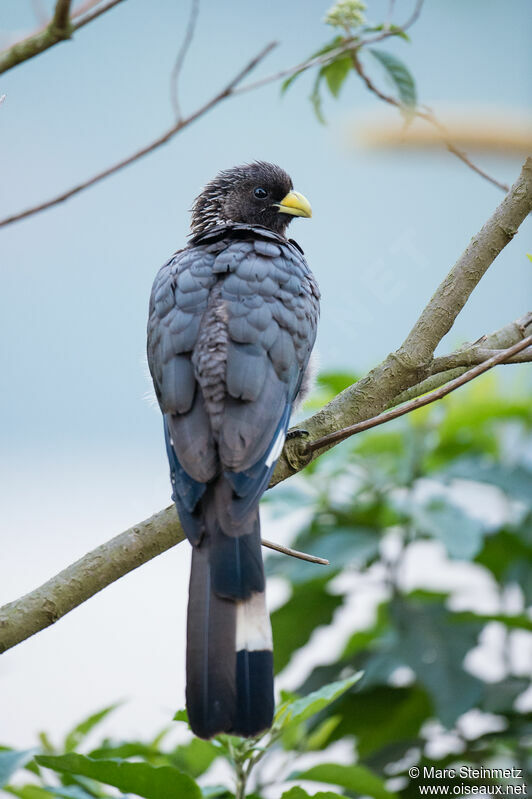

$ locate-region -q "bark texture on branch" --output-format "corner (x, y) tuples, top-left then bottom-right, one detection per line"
(0, 507), (183, 654)
(0, 160), (531, 656)
(275, 158), (532, 479)
(0, 0), (124, 75)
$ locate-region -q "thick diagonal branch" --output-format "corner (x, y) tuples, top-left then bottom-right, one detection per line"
(306, 334), (532, 453)
(274, 158), (532, 479)
(0, 159), (531, 656)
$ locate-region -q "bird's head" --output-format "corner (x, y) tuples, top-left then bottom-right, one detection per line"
(190, 161), (312, 237)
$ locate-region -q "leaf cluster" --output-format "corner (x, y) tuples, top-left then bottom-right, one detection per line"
(2, 375), (531, 796)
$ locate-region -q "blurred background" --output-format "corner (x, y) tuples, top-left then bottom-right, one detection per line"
(1, 0), (531, 793)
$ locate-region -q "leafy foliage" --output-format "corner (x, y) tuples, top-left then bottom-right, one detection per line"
(367, 48), (417, 110)
(2, 376), (531, 796)
(282, 6), (417, 123)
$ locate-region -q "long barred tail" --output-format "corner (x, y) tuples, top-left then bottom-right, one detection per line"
(185, 479), (274, 739)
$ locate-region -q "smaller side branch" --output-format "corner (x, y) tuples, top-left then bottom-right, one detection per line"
(392, 311), (532, 405)
(52, 0), (73, 32)
(306, 334), (532, 453)
(0, 506), (183, 655)
(261, 539), (329, 566)
(0, 0), (124, 76)
(170, 0), (200, 121)
(72, 0), (125, 30)
(0, 505), (325, 655)
(351, 54), (509, 193)
(0, 42), (276, 228)
(430, 345), (532, 373)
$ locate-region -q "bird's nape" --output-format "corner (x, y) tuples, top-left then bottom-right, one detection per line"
(190, 161), (311, 236)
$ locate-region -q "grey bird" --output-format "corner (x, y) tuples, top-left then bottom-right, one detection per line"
(147, 162), (320, 739)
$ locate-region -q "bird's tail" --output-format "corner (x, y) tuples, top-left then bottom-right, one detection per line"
(185, 478), (274, 739)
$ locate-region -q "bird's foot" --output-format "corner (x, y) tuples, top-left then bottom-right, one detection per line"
(286, 428), (309, 441)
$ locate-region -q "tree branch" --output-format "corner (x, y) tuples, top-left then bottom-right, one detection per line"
(0, 0), (121, 76)
(392, 312), (532, 405)
(306, 334), (532, 453)
(0, 514), (326, 654)
(272, 157), (532, 481)
(72, 0), (126, 30)
(52, 0), (73, 32)
(1, 0), (505, 228)
(0, 160), (530, 655)
(170, 0), (200, 121)
(0, 42), (277, 229)
(351, 53), (510, 193)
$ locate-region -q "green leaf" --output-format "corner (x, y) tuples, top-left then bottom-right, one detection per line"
(320, 685), (432, 756)
(271, 577), (343, 673)
(173, 709), (189, 723)
(89, 741), (158, 761)
(276, 673), (362, 729)
(304, 371), (358, 410)
(200, 788), (233, 799)
(309, 68), (327, 124)
(482, 677), (530, 714)
(453, 611), (532, 632)
(64, 704), (120, 752)
(368, 48), (417, 109)
(281, 69), (306, 95)
(411, 499), (487, 560)
(389, 597), (483, 727)
(35, 754), (201, 799)
(0, 750), (38, 788)
(323, 56), (352, 97)
(4, 786), (52, 799)
(443, 458), (532, 505)
(341, 601), (390, 658)
(316, 371), (358, 395)
(476, 523), (532, 601)
(281, 789), (347, 799)
(44, 787), (104, 799)
(292, 763), (398, 799)
(281, 35), (343, 95)
(171, 738), (220, 779)
(304, 715), (342, 750)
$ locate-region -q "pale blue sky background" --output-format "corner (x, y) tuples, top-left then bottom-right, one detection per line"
(0, 0), (530, 749)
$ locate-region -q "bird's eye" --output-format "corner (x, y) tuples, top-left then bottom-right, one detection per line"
(254, 187), (268, 199)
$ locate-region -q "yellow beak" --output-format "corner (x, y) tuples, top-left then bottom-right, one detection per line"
(275, 190), (312, 218)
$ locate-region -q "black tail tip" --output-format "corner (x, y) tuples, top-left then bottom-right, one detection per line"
(186, 650), (274, 739)
(232, 649), (274, 738)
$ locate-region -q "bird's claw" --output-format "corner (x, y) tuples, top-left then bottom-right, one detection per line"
(286, 428), (310, 441)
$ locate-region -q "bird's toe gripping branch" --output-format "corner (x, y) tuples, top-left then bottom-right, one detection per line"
(281, 428), (313, 473)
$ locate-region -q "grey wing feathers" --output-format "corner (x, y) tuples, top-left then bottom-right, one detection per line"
(147, 229), (319, 485)
(148, 224), (319, 740)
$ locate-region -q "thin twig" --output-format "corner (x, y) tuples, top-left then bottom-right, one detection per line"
(0, 41), (276, 229)
(430, 345), (532, 373)
(235, 12), (506, 194)
(1, 161), (530, 655)
(72, 0), (126, 31)
(351, 55), (510, 193)
(71, 0), (109, 21)
(306, 335), (532, 453)
(261, 538), (329, 566)
(170, 0), (200, 121)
